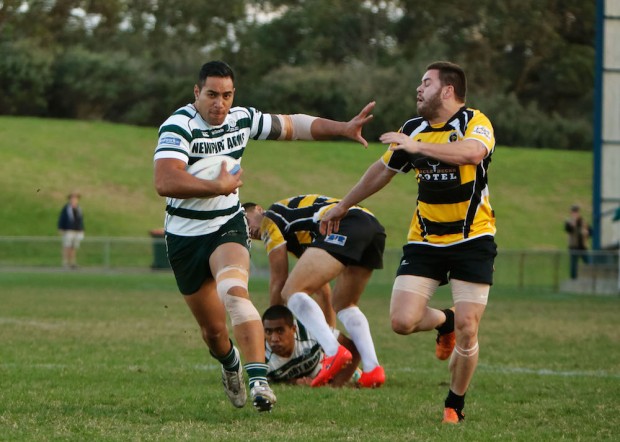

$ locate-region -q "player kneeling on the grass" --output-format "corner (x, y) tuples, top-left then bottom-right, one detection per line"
(153, 61), (375, 413)
(263, 305), (362, 386)
(244, 195), (386, 388)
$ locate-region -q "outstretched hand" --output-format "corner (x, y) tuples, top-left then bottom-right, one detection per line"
(345, 101), (375, 147)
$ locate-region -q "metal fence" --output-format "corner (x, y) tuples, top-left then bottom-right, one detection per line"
(0, 236), (618, 295)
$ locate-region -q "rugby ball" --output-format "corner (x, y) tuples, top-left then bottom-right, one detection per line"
(187, 155), (241, 180)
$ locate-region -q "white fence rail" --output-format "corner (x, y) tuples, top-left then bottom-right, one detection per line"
(0, 236), (618, 295)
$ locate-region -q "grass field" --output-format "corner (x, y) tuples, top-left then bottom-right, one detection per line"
(1, 272), (618, 441)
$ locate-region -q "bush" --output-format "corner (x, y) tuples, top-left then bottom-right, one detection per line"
(0, 41), (54, 116)
(472, 93), (592, 150)
(0, 38), (593, 149)
(237, 62), (420, 142)
(48, 48), (148, 121)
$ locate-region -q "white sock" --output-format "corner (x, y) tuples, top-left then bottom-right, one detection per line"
(287, 292), (340, 356)
(337, 306), (379, 372)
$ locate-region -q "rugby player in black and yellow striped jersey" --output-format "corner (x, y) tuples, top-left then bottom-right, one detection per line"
(245, 195), (340, 327)
(321, 61), (497, 424)
(244, 194), (386, 388)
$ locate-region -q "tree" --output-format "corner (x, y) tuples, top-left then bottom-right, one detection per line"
(0, 0), (597, 148)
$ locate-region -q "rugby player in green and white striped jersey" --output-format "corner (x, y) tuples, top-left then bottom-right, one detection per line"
(153, 60), (374, 413)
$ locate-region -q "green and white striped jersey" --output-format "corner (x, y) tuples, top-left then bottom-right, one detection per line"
(154, 103), (277, 236)
(265, 320), (323, 382)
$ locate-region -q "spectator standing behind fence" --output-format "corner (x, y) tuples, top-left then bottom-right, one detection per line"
(57, 191), (85, 269)
(564, 205), (591, 279)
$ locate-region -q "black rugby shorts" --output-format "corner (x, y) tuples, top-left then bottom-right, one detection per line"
(165, 212), (250, 295)
(396, 236), (497, 285)
(310, 210), (386, 269)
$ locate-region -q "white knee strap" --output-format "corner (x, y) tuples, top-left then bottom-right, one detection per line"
(215, 266), (258, 326)
(223, 294), (260, 326)
(454, 341), (479, 357)
(216, 277), (248, 301)
(216, 265), (249, 300)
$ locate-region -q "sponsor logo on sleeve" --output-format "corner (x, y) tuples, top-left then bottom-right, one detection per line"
(472, 125), (492, 140)
(160, 136), (181, 146)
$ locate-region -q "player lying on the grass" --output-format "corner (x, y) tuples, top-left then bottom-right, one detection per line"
(263, 305), (361, 386)
(244, 195), (385, 388)
(153, 60), (375, 413)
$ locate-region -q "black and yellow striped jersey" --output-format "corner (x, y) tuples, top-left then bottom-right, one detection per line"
(260, 194), (373, 257)
(381, 107), (496, 246)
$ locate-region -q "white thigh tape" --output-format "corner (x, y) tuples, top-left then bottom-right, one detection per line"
(452, 279), (489, 305)
(392, 275), (439, 300)
(215, 265), (248, 280)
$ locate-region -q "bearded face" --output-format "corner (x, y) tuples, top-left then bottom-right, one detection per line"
(417, 87), (442, 122)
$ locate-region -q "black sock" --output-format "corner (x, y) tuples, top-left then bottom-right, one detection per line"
(435, 308), (455, 335)
(210, 339), (240, 372)
(445, 389), (465, 411)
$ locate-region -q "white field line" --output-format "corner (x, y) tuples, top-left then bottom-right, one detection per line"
(393, 363), (620, 379)
(1, 363), (618, 379)
(476, 363), (620, 379)
(0, 317), (66, 330)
